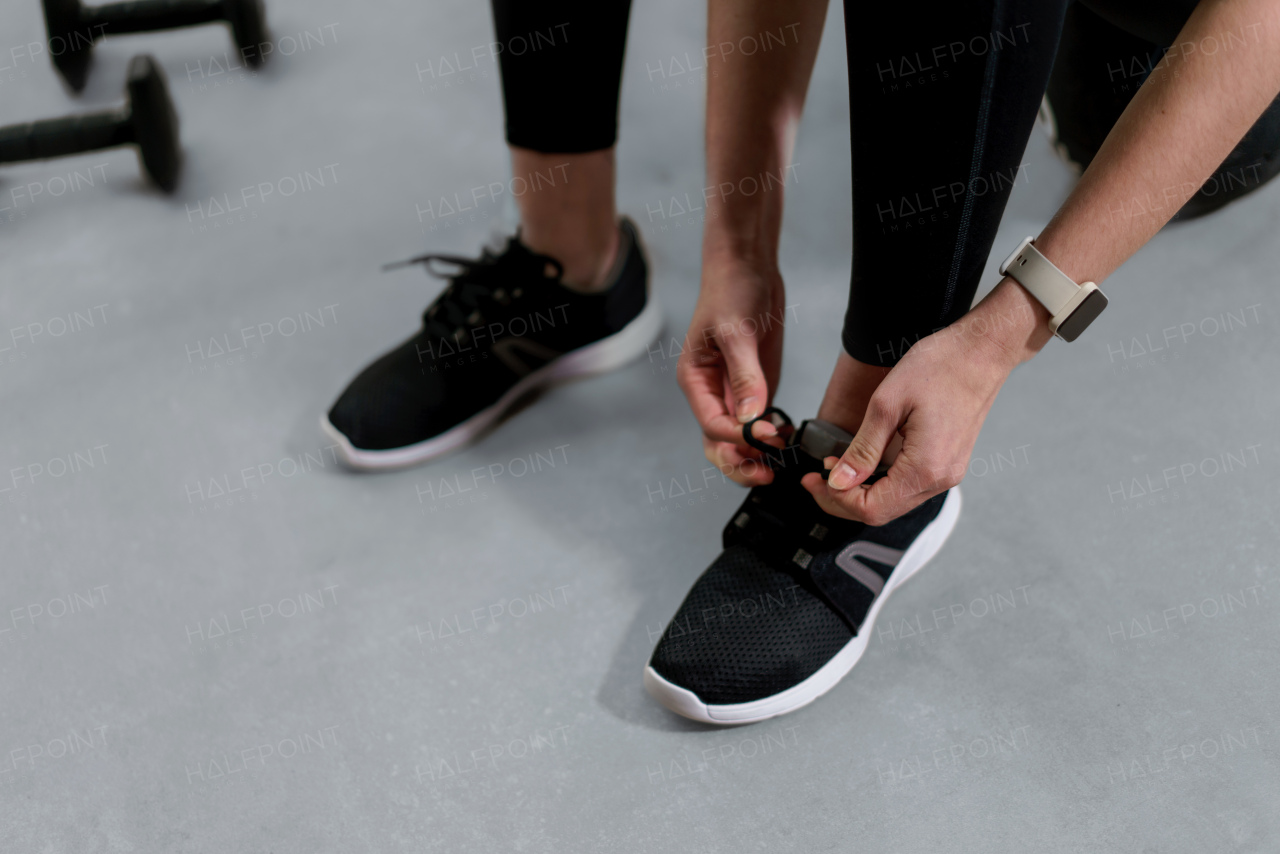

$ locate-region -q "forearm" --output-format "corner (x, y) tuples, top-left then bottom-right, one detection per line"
(979, 0), (1280, 365)
(702, 0), (829, 269)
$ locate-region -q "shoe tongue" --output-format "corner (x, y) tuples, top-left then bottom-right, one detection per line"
(794, 419), (854, 461)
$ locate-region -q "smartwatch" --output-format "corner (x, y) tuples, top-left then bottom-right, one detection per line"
(998, 236), (1108, 342)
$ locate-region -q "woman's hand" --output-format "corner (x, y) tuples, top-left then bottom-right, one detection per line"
(802, 281), (1049, 524)
(677, 254), (789, 486)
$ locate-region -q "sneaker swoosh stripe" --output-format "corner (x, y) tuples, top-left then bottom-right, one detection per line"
(491, 337), (563, 377)
(834, 542), (905, 596)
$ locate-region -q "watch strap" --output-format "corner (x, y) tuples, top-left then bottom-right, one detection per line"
(998, 236), (1080, 315)
(999, 236), (1108, 341)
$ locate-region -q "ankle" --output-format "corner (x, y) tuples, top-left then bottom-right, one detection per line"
(816, 352), (890, 434)
(815, 352), (905, 466)
(510, 145), (618, 291)
(522, 221), (619, 292)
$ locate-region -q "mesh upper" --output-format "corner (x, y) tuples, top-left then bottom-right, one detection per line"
(649, 416), (951, 708)
(649, 545), (853, 705)
(328, 336), (509, 450)
(327, 222), (648, 451)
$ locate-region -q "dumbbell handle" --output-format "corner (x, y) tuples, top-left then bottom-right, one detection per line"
(80, 0), (225, 35)
(0, 111), (132, 165)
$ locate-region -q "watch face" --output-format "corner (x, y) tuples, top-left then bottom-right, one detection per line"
(1056, 290), (1109, 342)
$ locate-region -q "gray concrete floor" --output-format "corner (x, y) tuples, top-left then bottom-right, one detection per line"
(2, 0), (1278, 851)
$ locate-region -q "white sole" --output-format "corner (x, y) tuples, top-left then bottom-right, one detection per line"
(322, 293), (664, 471)
(644, 487), (963, 726)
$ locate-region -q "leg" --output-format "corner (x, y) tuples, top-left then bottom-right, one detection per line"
(491, 0), (633, 289)
(829, 0), (1275, 432)
(823, 0), (1070, 439)
(509, 147), (618, 289)
(326, 1), (654, 467)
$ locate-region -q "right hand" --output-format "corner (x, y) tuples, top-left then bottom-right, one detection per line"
(676, 254), (789, 486)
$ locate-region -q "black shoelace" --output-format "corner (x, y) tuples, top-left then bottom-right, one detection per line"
(383, 242), (564, 344)
(741, 407), (797, 470)
(735, 408), (841, 554)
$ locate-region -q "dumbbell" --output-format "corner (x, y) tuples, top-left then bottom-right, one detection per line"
(0, 54), (181, 192)
(43, 0), (268, 91)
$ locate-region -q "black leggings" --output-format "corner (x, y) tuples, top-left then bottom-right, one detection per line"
(490, 0), (1222, 365)
(490, 0), (633, 153)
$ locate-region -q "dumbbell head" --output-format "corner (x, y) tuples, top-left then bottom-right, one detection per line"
(0, 53), (180, 192)
(224, 0), (269, 66)
(43, 0), (95, 91)
(43, 0), (270, 90)
(125, 55), (181, 192)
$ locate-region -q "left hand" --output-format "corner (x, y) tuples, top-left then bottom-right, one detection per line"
(800, 309), (1025, 526)
(677, 253), (789, 487)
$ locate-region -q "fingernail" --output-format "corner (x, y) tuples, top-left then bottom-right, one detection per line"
(828, 462), (857, 490)
(755, 421), (778, 438)
(736, 397), (760, 423)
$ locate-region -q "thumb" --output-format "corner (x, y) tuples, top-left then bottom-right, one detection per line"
(720, 329), (770, 424)
(828, 396), (902, 490)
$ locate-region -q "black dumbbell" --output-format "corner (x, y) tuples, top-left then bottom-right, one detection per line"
(0, 54), (181, 192)
(43, 0), (268, 91)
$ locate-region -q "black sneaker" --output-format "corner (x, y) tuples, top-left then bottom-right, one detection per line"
(644, 409), (962, 724)
(323, 217), (661, 469)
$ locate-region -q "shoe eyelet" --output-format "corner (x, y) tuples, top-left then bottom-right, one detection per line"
(467, 310), (482, 325)
(792, 549), (812, 569)
(513, 288), (523, 299)
(809, 524), (828, 541)
(733, 513), (750, 528)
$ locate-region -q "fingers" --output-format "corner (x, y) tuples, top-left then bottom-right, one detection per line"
(677, 347), (741, 444)
(718, 329), (770, 424)
(677, 332), (775, 446)
(803, 448), (963, 525)
(802, 463), (922, 525)
(702, 436), (775, 486)
(826, 393), (903, 491)
(801, 387), (938, 525)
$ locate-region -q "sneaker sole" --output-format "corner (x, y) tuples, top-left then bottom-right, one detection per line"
(322, 293), (664, 471)
(644, 486), (963, 725)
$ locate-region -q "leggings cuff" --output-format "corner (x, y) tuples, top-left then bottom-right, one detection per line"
(505, 127), (618, 154)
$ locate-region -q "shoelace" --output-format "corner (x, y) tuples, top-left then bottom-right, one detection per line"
(382, 242), (564, 343)
(740, 407), (797, 470)
(735, 408), (836, 550)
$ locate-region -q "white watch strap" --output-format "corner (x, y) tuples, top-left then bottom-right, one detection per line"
(998, 236), (1079, 316)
